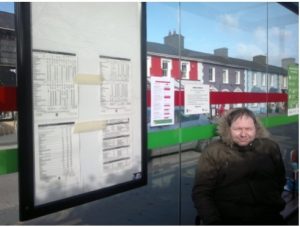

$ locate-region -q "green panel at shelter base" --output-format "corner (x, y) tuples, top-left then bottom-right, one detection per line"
(148, 114), (298, 150)
(0, 148), (18, 175)
(148, 129), (180, 149)
(0, 114), (298, 175)
(261, 114), (299, 128)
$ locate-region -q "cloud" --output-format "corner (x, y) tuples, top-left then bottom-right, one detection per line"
(254, 26), (267, 45)
(235, 43), (264, 61)
(270, 27), (292, 40)
(235, 25), (296, 66)
(254, 26), (292, 44)
(218, 14), (239, 31)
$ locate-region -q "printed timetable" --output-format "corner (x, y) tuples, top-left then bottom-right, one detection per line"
(32, 50), (81, 204)
(30, 50), (141, 205)
(102, 118), (132, 173)
(34, 122), (81, 205)
(32, 50), (78, 122)
(99, 56), (132, 115)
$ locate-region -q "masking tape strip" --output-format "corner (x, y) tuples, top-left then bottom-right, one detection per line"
(74, 74), (103, 85)
(73, 120), (106, 133)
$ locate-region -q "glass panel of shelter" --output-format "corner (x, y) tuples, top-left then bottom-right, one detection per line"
(146, 2), (183, 225)
(179, 2), (270, 223)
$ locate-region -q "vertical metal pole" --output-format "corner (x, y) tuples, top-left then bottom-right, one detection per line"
(266, 3), (270, 117)
(177, 2), (182, 225)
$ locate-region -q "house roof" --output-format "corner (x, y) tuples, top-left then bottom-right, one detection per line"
(0, 11), (15, 31)
(147, 41), (287, 75)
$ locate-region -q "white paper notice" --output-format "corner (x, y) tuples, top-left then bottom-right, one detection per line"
(32, 50), (81, 204)
(99, 56), (131, 115)
(150, 77), (174, 127)
(184, 82), (210, 115)
(32, 50), (78, 122)
(102, 118), (132, 173)
(34, 122), (81, 205)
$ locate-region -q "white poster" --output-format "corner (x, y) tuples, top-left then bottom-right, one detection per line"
(34, 122), (81, 205)
(99, 56), (132, 115)
(32, 50), (78, 123)
(102, 118), (132, 174)
(150, 76), (174, 127)
(27, 2), (144, 207)
(287, 64), (299, 116)
(184, 82), (210, 115)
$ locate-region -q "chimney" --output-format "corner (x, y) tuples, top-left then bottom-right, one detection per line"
(282, 58), (295, 69)
(253, 55), (266, 65)
(214, 48), (228, 58)
(164, 30), (184, 50)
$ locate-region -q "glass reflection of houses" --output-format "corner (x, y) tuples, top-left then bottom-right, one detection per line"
(0, 11), (16, 122)
(147, 31), (290, 123)
(0, 11), (16, 86)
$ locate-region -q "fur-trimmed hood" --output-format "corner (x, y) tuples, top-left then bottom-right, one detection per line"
(217, 109), (270, 147)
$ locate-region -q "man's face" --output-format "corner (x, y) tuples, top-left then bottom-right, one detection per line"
(230, 115), (256, 146)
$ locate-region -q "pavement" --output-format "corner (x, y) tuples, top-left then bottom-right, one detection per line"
(0, 122), (298, 225)
(269, 123), (299, 225)
(0, 151), (200, 225)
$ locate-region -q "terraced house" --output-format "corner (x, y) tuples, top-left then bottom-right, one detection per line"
(147, 31), (293, 116)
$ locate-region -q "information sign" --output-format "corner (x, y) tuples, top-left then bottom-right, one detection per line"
(287, 64), (299, 116)
(16, 2), (147, 221)
(150, 76), (175, 127)
(183, 81), (210, 115)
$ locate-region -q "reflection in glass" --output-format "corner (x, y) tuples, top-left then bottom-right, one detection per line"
(147, 2), (298, 225)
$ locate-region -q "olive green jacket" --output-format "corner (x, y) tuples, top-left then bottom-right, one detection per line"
(192, 115), (286, 224)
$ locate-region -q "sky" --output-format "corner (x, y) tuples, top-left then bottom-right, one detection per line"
(147, 2), (299, 67)
(0, 2), (13, 13)
(0, 2), (298, 67)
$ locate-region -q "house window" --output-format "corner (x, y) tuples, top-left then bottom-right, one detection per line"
(262, 73), (266, 86)
(147, 56), (151, 77)
(252, 73), (257, 86)
(222, 69), (229, 84)
(208, 67), (215, 82)
(181, 61), (190, 79)
(161, 59), (171, 77)
(270, 74), (275, 86)
(235, 71), (240, 84)
(198, 62), (204, 82)
(283, 76), (287, 88)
